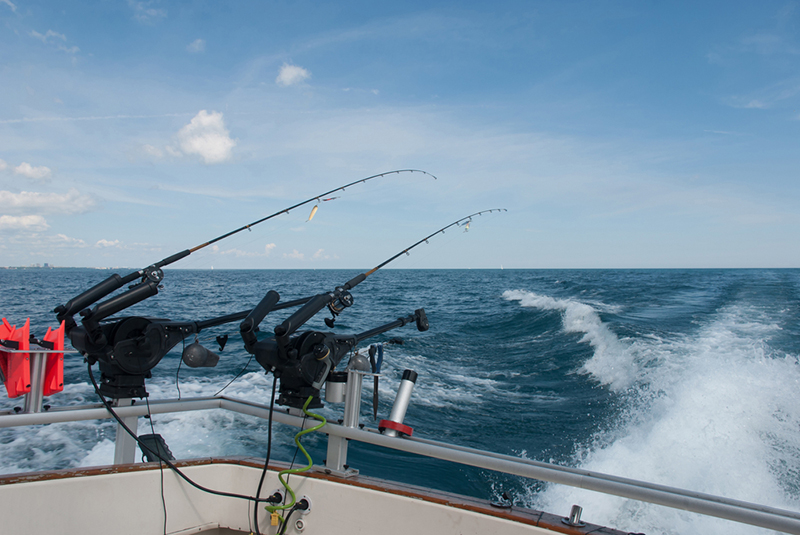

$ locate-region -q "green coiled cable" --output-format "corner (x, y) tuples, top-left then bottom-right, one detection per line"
(265, 395), (327, 522)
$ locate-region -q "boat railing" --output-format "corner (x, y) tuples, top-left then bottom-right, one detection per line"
(1, 348), (800, 534)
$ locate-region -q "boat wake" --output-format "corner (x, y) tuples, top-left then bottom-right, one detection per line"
(504, 289), (800, 535)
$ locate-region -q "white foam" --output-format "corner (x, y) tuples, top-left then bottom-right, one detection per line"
(503, 290), (637, 390)
(506, 291), (800, 534)
(78, 439), (116, 467)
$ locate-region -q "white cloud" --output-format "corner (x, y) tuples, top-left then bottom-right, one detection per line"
(175, 110), (236, 164)
(744, 100), (768, 109)
(0, 159), (7, 171)
(14, 162), (52, 180)
(142, 144), (163, 158)
(165, 145), (182, 157)
(276, 63), (311, 87)
(0, 188), (96, 215)
(284, 249), (304, 260)
(312, 248), (329, 260)
(218, 248), (255, 257)
(95, 239), (120, 248)
(0, 215), (48, 231)
(30, 30), (67, 43)
(128, 0), (166, 23)
(216, 243), (276, 257)
(725, 79), (800, 110)
(187, 39), (205, 53)
(0, 112), (190, 125)
(1, 0), (17, 12)
(59, 45), (80, 55)
(55, 234), (87, 247)
(29, 29), (79, 55)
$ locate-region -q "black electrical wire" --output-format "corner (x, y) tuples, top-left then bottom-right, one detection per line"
(253, 374), (278, 535)
(87, 362), (277, 505)
(277, 502), (303, 535)
(145, 396), (168, 535)
(176, 338), (185, 399)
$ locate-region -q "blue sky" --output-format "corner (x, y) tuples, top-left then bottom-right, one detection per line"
(1, 1), (798, 269)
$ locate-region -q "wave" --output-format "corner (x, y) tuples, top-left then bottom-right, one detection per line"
(504, 289), (800, 534)
(502, 289), (638, 391)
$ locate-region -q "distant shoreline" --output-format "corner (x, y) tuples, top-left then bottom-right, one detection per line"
(2, 266), (799, 271)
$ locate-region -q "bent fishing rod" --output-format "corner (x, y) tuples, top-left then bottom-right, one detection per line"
(157, 208), (511, 358)
(68, 208), (505, 400)
(53, 169), (436, 338)
(157, 208), (510, 341)
(242, 208), (509, 348)
(238, 208), (508, 408)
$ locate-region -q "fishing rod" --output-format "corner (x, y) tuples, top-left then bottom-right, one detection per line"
(170, 209), (510, 378)
(364, 208), (507, 276)
(184, 208), (509, 361)
(263, 208), (509, 335)
(187, 169), (436, 256)
(238, 209), (508, 408)
(65, 206), (504, 400)
(53, 169), (436, 349)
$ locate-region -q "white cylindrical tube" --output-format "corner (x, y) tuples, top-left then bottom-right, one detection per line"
(325, 371), (347, 404)
(384, 369), (417, 437)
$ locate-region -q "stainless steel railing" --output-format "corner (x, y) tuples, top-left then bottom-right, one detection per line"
(1, 349), (799, 534)
(1, 393), (800, 534)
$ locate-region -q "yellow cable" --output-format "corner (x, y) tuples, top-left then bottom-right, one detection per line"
(265, 396), (327, 520)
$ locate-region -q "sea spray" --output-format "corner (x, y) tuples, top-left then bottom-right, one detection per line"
(502, 289), (638, 390)
(506, 289), (800, 534)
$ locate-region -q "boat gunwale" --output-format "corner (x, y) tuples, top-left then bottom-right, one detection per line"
(0, 455), (627, 535)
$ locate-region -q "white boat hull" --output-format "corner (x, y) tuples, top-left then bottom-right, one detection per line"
(0, 457), (617, 535)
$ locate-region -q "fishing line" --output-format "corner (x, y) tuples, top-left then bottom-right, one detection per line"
(213, 354), (253, 396)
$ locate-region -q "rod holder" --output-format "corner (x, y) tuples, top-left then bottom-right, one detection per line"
(379, 369), (417, 437)
(342, 369), (365, 428)
(562, 504), (586, 527)
(323, 369), (366, 477)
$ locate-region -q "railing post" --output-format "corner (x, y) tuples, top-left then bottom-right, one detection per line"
(324, 370), (363, 477)
(23, 352), (46, 414)
(113, 398), (138, 464)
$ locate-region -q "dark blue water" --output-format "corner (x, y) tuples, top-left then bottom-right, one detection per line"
(2, 268), (799, 534)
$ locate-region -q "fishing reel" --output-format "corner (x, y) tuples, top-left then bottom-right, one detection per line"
(240, 288), (429, 409)
(68, 316), (198, 398)
(249, 330), (358, 409)
(325, 288), (353, 328)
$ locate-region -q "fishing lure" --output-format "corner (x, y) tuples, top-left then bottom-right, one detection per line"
(307, 196), (340, 221)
